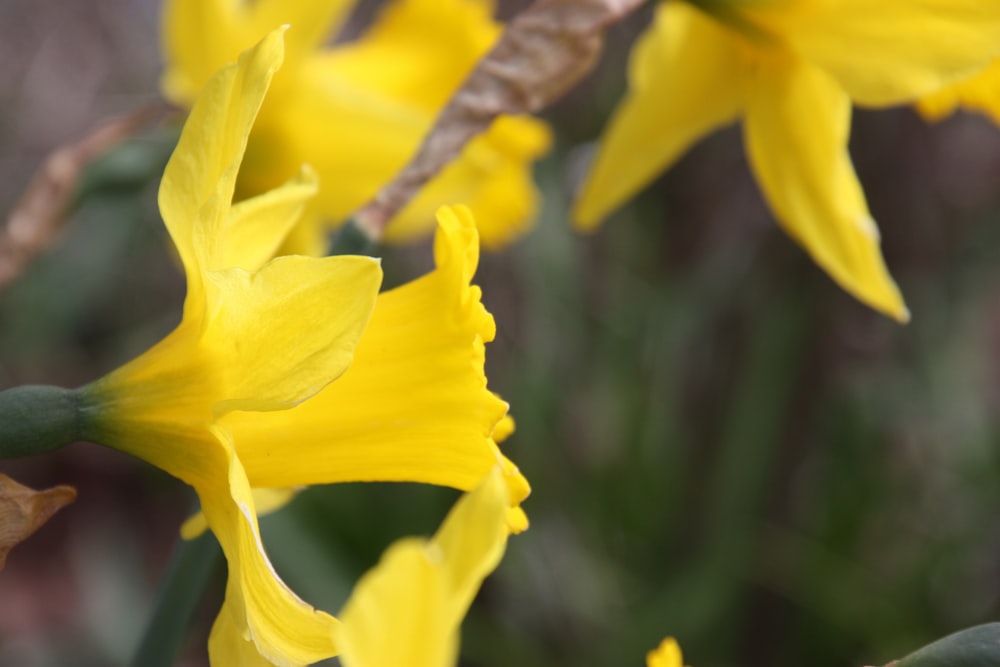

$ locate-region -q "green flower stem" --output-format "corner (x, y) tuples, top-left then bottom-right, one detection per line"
(0, 385), (79, 458)
(129, 529), (223, 667)
(330, 219), (380, 257)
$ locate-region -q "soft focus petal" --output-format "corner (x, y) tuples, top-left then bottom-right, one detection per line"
(385, 115), (550, 249)
(225, 207), (528, 509)
(261, 53), (550, 251)
(325, 0), (499, 112)
(336, 469), (509, 667)
(161, 0), (353, 104)
(182, 487), (299, 540)
(755, 0), (1000, 106)
(199, 428), (340, 665)
(916, 58), (1000, 125)
(574, 2), (745, 229)
(159, 28), (285, 290)
(204, 253), (382, 414)
(223, 165), (318, 272)
(743, 56), (908, 321)
(647, 637), (684, 667)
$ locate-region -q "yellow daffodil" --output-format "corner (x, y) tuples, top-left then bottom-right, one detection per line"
(917, 58), (1000, 125)
(647, 637), (686, 667)
(72, 29), (526, 665)
(161, 0), (551, 254)
(575, 0), (1000, 322)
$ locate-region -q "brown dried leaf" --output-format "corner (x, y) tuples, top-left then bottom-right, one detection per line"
(0, 103), (169, 291)
(354, 0), (645, 238)
(0, 473), (76, 569)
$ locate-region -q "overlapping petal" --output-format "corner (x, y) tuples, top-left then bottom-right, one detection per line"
(336, 468), (510, 667)
(161, 0), (551, 252)
(742, 56), (908, 321)
(222, 206), (530, 513)
(574, 2), (745, 229)
(161, 0), (354, 103)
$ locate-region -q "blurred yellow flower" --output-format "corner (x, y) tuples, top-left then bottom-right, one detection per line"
(77, 29), (526, 666)
(575, 0), (1000, 322)
(647, 637), (685, 667)
(917, 58), (1000, 125)
(161, 0), (551, 254)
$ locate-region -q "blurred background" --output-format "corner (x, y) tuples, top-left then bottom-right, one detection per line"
(2, 1), (1000, 666)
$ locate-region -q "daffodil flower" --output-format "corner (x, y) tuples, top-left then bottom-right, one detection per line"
(575, 0), (1000, 322)
(161, 0), (551, 254)
(70, 29), (526, 665)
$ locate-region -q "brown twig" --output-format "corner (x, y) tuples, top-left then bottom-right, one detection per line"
(353, 0), (645, 239)
(0, 102), (171, 291)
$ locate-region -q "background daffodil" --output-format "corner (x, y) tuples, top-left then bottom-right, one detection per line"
(71, 28), (526, 665)
(574, 0), (1000, 322)
(161, 0), (551, 254)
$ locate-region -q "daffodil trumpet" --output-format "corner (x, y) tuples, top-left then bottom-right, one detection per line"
(0, 28), (528, 666)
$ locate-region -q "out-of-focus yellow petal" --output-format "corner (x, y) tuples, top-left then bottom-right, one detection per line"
(754, 0), (1000, 106)
(224, 207), (529, 510)
(646, 637), (684, 667)
(386, 116), (551, 249)
(204, 253), (382, 414)
(222, 165), (317, 272)
(743, 55), (908, 322)
(259, 51), (550, 252)
(916, 58), (1000, 126)
(181, 487), (299, 540)
(325, 0), (498, 112)
(199, 428), (340, 665)
(161, 0), (354, 104)
(574, 2), (745, 230)
(159, 28), (285, 293)
(336, 469), (509, 667)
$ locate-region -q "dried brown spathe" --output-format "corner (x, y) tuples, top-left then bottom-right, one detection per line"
(0, 473), (76, 569)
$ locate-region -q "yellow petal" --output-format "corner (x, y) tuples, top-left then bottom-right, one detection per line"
(337, 469), (509, 667)
(161, 0), (354, 104)
(224, 207), (530, 509)
(647, 637), (684, 667)
(182, 487), (299, 540)
(384, 116), (551, 249)
(755, 0), (1000, 106)
(574, 2), (745, 230)
(324, 0), (499, 112)
(204, 252), (382, 414)
(916, 58), (1000, 126)
(208, 603), (276, 667)
(742, 55), (909, 321)
(243, 0), (550, 251)
(222, 164), (318, 273)
(199, 427), (340, 665)
(158, 28), (285, 297)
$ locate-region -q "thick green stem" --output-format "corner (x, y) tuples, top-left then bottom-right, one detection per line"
(0, 385), (80, 458)
(129, 530), (223, 667)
